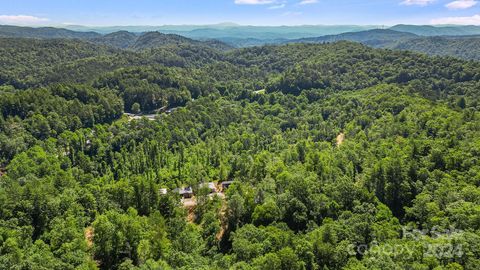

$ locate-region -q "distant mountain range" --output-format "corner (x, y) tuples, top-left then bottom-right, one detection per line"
(60, 24), (480, 46)
(1, 24), (480, 60)
(287, 29), (417, 47)
(286, 29), (480, 60)
(392, 36), (480, 60)
(0, 25), (233, 51)
(390, 24), (480, 36)
(63, 24), (379, 39)
(0, 25), (101, 39)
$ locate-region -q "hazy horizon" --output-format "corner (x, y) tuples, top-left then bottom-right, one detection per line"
(2, 22), (479, 28)
(1, 0), (480, 27)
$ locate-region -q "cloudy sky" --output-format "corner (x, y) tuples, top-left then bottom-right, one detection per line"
(0, 0), (479, 26)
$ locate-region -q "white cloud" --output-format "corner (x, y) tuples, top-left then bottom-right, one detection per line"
(431, 14), (480, 24)
(268, 3), (286, 9)
(0, 15), (49, 25)
(299, 0), (318, 4)
(235, 0), (276, 4)
(400, 0), (435, 6)
(446, 0), (477, 9)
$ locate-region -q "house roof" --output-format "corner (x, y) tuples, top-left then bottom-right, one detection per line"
(178, 187), (193, 195)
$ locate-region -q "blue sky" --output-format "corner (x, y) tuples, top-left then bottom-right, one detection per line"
(0, 0), (479, 26)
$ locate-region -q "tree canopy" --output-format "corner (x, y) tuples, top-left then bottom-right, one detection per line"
(1, 36), (480, 269)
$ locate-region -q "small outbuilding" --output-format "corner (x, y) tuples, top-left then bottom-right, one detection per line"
(177, 187), (194, 198)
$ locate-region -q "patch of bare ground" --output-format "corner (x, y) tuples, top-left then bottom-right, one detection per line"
(182, 197), (197, 223)
(85, 226), (94, 248)
(180, 184), (229, 239)
(336, 132), (345, 147)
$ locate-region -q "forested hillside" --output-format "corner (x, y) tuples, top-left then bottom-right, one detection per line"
(0, 36), (229, 88)
(288, 29), (480, 61)
(392, 36), (480, 61)
(0, 25), (232, 52)
(288, 29), (417, 47)
(1, 35), (480, 270)
(389, 24), (480, 36)
(0, 25), (101, 39)
(92, 31), (233, 51)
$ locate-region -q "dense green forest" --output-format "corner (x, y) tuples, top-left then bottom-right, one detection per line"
(1, 34), (480, 270)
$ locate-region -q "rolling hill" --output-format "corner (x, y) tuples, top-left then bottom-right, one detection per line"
(287, 29), (418, 47)
(0, 25), (101, 39)
(287, 29), (480, 60)
(90, 30), (139, 49)
(127, 31), (232, 51)
(392, 36), (480, 60)
(389, 24), (480, 36)
(0, 25), (233, 52)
